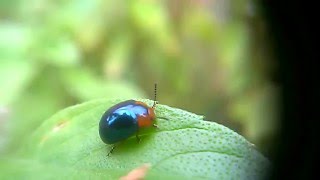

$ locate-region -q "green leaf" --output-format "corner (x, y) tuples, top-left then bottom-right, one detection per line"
(6, 72), (68, 153)
(9, 99), (269, 179)
(0, 157), (125, 179)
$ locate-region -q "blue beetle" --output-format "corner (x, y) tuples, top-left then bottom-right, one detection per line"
(99, 84), (159, 155)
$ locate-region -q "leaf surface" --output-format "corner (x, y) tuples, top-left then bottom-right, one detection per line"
(10, 99), (270, 179)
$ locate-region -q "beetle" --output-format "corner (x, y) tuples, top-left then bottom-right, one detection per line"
(99, 84), (160, 155)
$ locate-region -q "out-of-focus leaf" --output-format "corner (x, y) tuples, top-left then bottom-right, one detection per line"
(103, 35), (132, 80)
(218, 23), (250, 95)
(0, 61), (35, 105)
(30, 32), (80, 67)
(130, 1), (178, 55)
(231, 85), (279, 152)
(56, 0), (103, 51)
(61, 67), (145, 101)
(0, 23), (29, 56)
(0, 24), (36, 105)
(10, 99), (271, 179)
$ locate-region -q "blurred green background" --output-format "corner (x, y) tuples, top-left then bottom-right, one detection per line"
(0, 0), (277, 158)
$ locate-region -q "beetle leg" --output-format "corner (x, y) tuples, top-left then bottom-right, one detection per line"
(157, 116), (169, 120)
(107, 145), (116, 156)
(136, 133), (141, 143)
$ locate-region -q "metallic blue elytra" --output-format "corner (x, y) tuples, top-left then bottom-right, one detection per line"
(99, 100), (156, 144)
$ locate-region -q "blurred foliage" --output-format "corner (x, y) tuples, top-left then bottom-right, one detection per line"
(0, 0), (277, 158)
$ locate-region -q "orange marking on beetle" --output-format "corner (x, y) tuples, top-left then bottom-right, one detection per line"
(137, 107), (156, 127)
(135, 101), (148, 107)
(137, 115), (153, 127)
(134, 101), (156, 127)
(147, 108), (155, 120)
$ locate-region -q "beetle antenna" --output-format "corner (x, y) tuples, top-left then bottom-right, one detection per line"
(152, 83), (158, 108)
